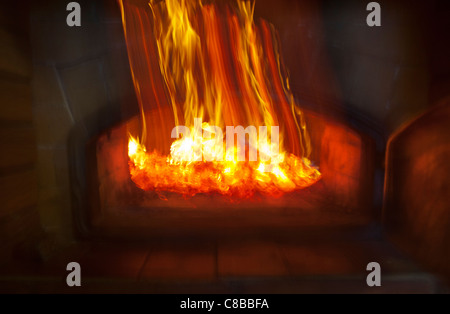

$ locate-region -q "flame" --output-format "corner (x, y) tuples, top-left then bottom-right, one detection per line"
(120, 0), (321, 199)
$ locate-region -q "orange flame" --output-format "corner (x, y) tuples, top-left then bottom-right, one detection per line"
(120, 0), (321, 199)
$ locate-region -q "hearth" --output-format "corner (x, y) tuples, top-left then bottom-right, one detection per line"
(0, 0), (449, 293)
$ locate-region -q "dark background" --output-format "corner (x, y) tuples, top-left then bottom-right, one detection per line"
(0, 0), (448, 292)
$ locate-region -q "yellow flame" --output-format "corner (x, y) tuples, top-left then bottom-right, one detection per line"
(120, 0), (321, 198)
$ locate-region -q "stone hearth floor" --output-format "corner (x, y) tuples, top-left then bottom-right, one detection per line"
(0, 230), (447, 293)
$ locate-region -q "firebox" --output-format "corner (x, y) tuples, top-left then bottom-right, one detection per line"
(80, 0), (377, 240)
(0, 0), (449, 294)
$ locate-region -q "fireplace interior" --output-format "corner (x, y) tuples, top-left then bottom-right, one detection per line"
(0, 0), (449, 293)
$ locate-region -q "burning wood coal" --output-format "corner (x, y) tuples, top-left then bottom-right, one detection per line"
(119, 0), (321, 198)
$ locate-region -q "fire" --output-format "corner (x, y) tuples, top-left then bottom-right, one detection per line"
(120, 0), (321, 199)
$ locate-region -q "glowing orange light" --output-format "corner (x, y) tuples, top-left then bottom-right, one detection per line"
(120, 0), (321, 199)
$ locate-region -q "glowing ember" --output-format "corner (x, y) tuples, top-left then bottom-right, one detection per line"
(120, 0), (321, 198)
(128, 134), (320, 198)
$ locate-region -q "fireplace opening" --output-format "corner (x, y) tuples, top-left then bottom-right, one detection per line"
(80, 0), (378, 239)
(0, 0), (449, 293)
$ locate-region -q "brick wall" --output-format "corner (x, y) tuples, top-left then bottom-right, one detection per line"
(256, 0), (435, 135)
(30, 0), (135, 243)
(384, 99), (450, 281)
(0, 1), (43, 264)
